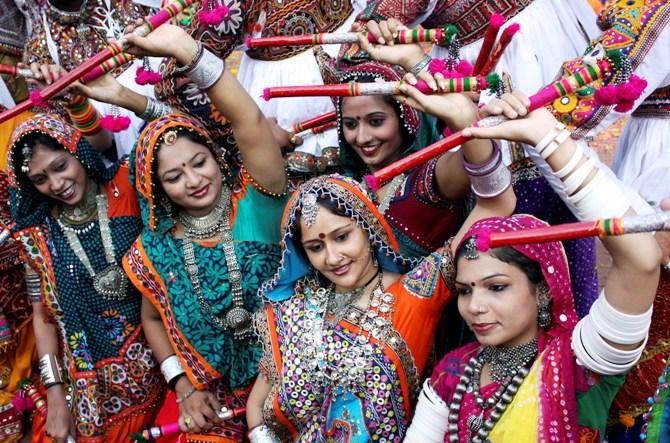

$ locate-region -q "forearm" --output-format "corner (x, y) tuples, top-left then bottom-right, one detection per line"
(141, 299), (177, 362)
(247, 376), (272, 428)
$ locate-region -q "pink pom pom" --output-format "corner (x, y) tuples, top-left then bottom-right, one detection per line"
(135, 66), (163, 85)
(364, 174), (381, 191)
(594, 85), (619, 105)
(618, 74), (647, 101)
(11, 392), (34, 413)
(428, 58), (447, 75)
(490, 13), (505, 28)
(262, 88), (271, 101)
(475, 230), (492, 252)
(613, 99), (635, 113)
(245, 35), (253, 49)
(503, 23), (520, 37)
(414, 79), (432, 93)
(455, 60), (474, 76)
(29, 90), (48, 107)
(100, 115), (131, 132)
(198, 4), (229, 26)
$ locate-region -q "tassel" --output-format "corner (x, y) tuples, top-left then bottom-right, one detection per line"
(11, 391), (34, 413)
(100, 115), (131, 132)
(594, 74), (647, 113)
(198, 1), (230, 26)
(135, 58), (162, 85)
(29, 90), (48, 107)
(475, 229), (492, 252)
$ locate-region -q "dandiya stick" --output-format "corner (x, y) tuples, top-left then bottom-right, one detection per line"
(290, 110), (336, 133)
(0, 64), (34, 78)
(131, 407), (246, 442)
(0, 53), (134, 82)
(473, 14), (505, 75)
(476, 211), (670, 250)
(0, 0), (193, 124)
(263, 75), (498, 100)
(478, 24), (520, 76)
(246, 27), (448, 49)
(295, 120), (338, 139)
(366, 58), (612, 189)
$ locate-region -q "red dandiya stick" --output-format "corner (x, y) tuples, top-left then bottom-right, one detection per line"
(0, 64), (34, 78)
(131, 407), (246, 442)
(295, 120), (338, 139)
(476, 211), (670, 251)
(246, 27), (447, 49)
(291, 110), (336, 133)
(473, 14), (505, 75)
(0, 0), (193, 124)
(263, 75), (497, 101)
(366, 58), (612, 189)
(478, 24), (520, 76)
(81, 52), (135, 82)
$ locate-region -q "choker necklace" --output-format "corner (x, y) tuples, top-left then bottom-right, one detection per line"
(327, 269), (380, 325)
(446, 339), (538, 443)
(58, 190), (129, 300)
(179, 185), (252, 340)
(60, 180), (98, 224)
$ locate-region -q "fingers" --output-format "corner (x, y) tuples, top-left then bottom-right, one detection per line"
(206, 393), (223, 423)
(378, 20), (394, 45)
(417, 71), (438, 92)
(479, 95), (518, 119)
(364, 20), (385, 44)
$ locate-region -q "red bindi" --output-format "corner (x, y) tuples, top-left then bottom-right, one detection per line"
(318, 233), (325, 239)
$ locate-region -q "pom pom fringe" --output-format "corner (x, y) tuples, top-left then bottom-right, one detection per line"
(135, 66), (163, 85)
(100, 115), (131, 132)
(364, 174), (381, 191)
(198, 4), (229, 26)
(475, 230), (492, 252)
(29, 90), (48, 107)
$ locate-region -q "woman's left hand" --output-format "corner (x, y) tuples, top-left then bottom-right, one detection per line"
(357, 19), (427, 72)
(120, 21), (198, 66)
(73, 73), (125, 105)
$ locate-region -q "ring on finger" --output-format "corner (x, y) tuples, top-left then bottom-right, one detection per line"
(289, 135), (299, 145)
(185, 416), (193, 428)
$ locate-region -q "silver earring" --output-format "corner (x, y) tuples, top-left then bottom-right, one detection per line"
(463, 237), (479, 261)
(537, 285), (552, 328)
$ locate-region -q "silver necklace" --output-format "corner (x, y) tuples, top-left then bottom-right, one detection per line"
(179, 185), (252, 340)
(58, 191), (129, 300)
(59, 180), (98, 224)
(326, 270), (379, 325)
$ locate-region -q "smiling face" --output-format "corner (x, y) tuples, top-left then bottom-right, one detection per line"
(156, 136), (222, 217)
(299, 204), (378, 292)
(455, 252), (541, 348)
(27, 144), (90, 206)
(341, 95), (404, 173)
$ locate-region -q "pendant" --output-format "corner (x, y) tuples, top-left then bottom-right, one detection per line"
(467, 412), (484, 433)
(93, 264), (129, 300)
(226, 306), (251, 330)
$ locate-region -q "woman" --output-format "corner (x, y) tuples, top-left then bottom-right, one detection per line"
(119, 24), (287, 441)
(405, 93), (662, 442)
(7, 113), (162, 442)
(245, 94), (516, 440)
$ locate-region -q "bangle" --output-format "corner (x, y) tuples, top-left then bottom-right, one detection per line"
(534, 122), (565, 156)
(39, 354), (63, 389)
(409, 55), (432, 76)
(248, 424), (280, 443)
(566, 169), (631, 221)
(555, 147), (582, 179)
(137, 96), (174, 121)
(176, 385), (197, 404)
(187, 47), (225, 90)
(174, 41), (204, 74)
(539, 128), (571, 161)
(64, 94), (102, 136)
(25, 271), (42, 303)
(461, 143), (512, 199)
(159, 355), (185, 386)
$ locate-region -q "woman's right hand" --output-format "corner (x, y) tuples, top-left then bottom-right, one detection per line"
(120, 21), (198, 67)
(45, 386), (73, 442)
(176, 378), (222, 433)
(357, 19), (427, 72)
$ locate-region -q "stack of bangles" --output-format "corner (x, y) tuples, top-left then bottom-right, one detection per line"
(64, 95), (102, 136)
(248, 424), (280, 443)
(461, 143), (511, 198)
(533, 122), (630, 221)
(39, 353), (64, 390)
(25, 270), (42, 303)
(175, 41), (225, 90)
(136, 96), (174, 121)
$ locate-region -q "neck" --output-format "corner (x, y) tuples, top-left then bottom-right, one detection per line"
(366, 149), (403, 174)
(335, 262), (379, 294)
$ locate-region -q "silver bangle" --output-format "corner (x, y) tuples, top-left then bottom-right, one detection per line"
(174, 41), (204, 75)
(462, 145), (512, 199)
(39, 354), (63, 389)
(409, 55), (432, 76)
(248, 424), (280, 443)
(159, 355), (185, 385)
(25, 271), (42, 303)
(187, 47), (225, 90)
(137, 97), (174, 121)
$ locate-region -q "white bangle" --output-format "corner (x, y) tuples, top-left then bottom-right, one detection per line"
(562, 157), (595, 196)
(590, 289), (652, 345)
(405, 379), (449, 443)
(534, 122), (565, 155)
(540, 128), (571, 161)
(555, 147), (583, 179)
(187, 48), (225, 90)
(567, 170), (631, 221)
(160, 355), (185, 385)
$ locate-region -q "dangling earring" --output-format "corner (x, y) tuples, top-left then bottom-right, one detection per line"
(537, 284), (552, 329)
(160, 194), (173, 219)
(369, 246), (379, 268)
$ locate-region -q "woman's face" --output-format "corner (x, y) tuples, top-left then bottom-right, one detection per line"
(455, 252), (541, 348)
(341, 96), (404, 172)
(300, 205), (377, 292)
(156, 136), (222, 217)
(26, 144), (90, 206)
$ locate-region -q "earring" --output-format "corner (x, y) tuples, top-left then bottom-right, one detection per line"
(160, 194), (173, 218)
(369, 246), (378, 268)
(537, 285), (552, 328)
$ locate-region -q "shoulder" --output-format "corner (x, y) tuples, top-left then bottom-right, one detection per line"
(107, 161), (140, 218)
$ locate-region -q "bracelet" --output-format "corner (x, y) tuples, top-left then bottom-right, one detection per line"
(187, 47), (225, 90)
(461, 143), (512, 199)
(248, 424), (280, 443)
(539, 128), (571, 161)
(64, 94), (102, 136)
(160, 355), (185, 386)
(137, 96), (174, 121)
(174, 41), (204, 74)
(176, 385), (197, 404)
(555, 147), (582, 179)
(25, 271), (42, 303)
(562, 157), (595, 196)
(39, 354), (63, 389)
(534, 122), (565, 154)
(566, 169), (631, 221)
(409, 55), (432, 76)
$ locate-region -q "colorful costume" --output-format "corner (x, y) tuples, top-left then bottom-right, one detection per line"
(7, 114), (162, 441)
(0, 0), (28, 109)
(429, 215), (628, 443)
(123, 114), (286, 442)
(257, 175), (454, 441)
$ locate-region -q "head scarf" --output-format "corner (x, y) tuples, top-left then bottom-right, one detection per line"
(453, 214), (581, 443)
(336, 60), (441, 179)
(130, 113), (230, 233)
(260, 174), (418, 301)
(7, 113), (119, 231)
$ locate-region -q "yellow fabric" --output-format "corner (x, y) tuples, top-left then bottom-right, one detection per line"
(488, 352), (543, 443)
(0, 110), (34, 171)
(0, 317), (36, 405)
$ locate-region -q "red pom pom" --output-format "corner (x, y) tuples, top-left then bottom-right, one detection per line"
(594, 85), (619, 105)
(11, 392), (34, 413)
(198, 5), (229, 26)
(475, 230), (492, 252)
(455, 60), (474, 77)
(364, 174), (381, 191)
(428, 58), (447, 75)
(29, 90), (48, 107)
(503, 23), (521, 37)
(100, 115), (131, 132)
(490, 13), (505, 28)
(618, 74), (647, 101)
(135, 66), (162, 85)
(613, 99), (635, 113)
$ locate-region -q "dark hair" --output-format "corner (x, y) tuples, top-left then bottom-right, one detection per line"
(292, 196), (349, 247)
(456, 243), (545, 287)
(13, 133), (72, 186)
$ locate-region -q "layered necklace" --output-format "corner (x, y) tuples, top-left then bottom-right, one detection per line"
(178, 185), (252, 340)
(300, 272), (396, 392)
(57, 183), (129, 300)
(447, 339), (538, 443)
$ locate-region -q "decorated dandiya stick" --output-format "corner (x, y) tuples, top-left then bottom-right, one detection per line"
(475, 211), (670, 251)
(246, 27), (449, 49)
(130, 407), (246, 442)
(478, 24), (521, 76)
(0, 0), (193, 124)
(81, 52), (135, 82)
(290, 110), (336, 134)
(263, 74), (499, 101)
(0, 64), (34, 78)
(18, 379), (47, 417)
(295, 120), (338, 139)
(366, 58), (612, 189)
(473, 14), (505, 75)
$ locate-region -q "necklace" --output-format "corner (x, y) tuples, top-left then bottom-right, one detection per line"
(179, 185), (252, 340)
(59, 180), (98, 224)
(375, 173), (405, 215)
(58, 191), (129, 300)
(47, 0), (88, 24)
(326, 270), (380, 325)
(446, 339), (538, 443)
